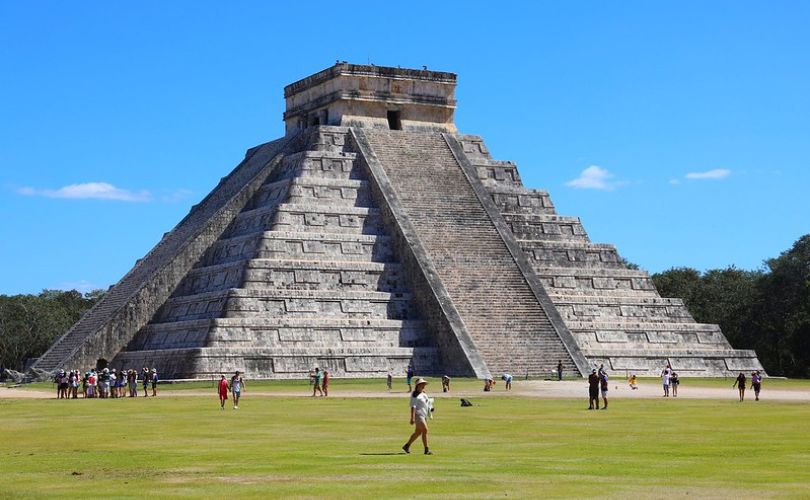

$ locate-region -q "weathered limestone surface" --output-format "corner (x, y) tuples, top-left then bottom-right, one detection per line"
(456, 134), (764, 376)
(37, 63), (764, 378)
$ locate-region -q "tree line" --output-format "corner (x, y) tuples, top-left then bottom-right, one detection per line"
(1, 235), (808, 377)
(0, 290), (104, 372)
(652, 235), (810, 378)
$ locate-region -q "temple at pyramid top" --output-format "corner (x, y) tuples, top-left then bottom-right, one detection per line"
(283, 62), (458, 134)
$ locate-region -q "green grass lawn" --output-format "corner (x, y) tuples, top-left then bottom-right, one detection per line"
(2, 391), (809, 498)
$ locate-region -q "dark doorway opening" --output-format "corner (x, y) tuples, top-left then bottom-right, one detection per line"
(96, 358), (108, 371)
(387, 110), (402, 130)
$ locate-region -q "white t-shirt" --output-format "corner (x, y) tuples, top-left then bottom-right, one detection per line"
(410, 392), (431, 419)
(662, 368), (672, 385)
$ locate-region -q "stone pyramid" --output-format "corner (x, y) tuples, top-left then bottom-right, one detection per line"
(33, 63), (763, 378)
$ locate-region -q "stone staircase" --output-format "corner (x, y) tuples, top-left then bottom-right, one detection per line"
(113, 127), (439, 378)
(455, 134), (763, 376)
(358, 129), (581, 377)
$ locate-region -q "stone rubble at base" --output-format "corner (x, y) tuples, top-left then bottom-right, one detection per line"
(31, 63), (764, 379)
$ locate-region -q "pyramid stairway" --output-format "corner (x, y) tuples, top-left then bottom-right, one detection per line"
(455, 135), (763, 376)
(112, 128), (439, 378)
(355, 129), (585, 377)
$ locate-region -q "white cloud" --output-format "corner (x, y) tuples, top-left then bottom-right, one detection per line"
(17, 182), (151, 202)
(685, 169), (731, 180)
(55, 280), (103, 294)
(566, 165), (623, 191)
(668, 178), (681, 185)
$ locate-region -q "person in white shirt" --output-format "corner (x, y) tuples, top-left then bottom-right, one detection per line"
(661, 365), (672, 397)
(402, 378), (433, 455)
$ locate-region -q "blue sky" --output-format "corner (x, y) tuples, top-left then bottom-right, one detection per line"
(1, 2), (808, 294)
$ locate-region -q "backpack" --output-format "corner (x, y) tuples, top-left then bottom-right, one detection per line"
(460, 398), (473, 407)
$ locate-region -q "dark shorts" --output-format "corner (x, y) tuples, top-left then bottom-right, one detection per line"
(753, 383), (761, 392)
(589, 388), (599, 399)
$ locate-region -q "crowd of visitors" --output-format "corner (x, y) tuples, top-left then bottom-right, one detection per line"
(54, 367), (158, 399)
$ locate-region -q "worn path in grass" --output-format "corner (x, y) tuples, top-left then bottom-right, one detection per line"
(4, 378), (810, 402)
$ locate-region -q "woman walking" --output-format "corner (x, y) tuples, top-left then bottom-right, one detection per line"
(218, 375), (230, 410)
(733, 372), (747, 402)
(402, 378), (433, 455)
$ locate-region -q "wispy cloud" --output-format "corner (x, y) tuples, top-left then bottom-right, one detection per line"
(566, 165), (625, 191)
(668, 178), (681, 185)
(685, 169), (731, 180)
(55, 280), (104, 294)
(160, 188), (193, 203)
(18, 182), (151, 202)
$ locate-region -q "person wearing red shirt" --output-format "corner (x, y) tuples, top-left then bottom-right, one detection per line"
(218, 375), (230, 410)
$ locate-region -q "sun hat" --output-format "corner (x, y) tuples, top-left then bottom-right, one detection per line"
(414, 377), (428, 386)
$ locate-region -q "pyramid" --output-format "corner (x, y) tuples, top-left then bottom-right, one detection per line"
(33, 63), (763, 378)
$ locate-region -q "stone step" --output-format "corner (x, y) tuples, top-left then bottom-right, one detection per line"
(154, 289), (417, 323)
(224, 288), (417, 321)
(584, 351), (764, 376)
(273, 150), (363, 181)
(201, 231), (395, 266)
(271, 203), (384, 236)
(487, 185), (556, 215)
(518, 239), (623, 269)
(534, 266), (657, 295)
(502, 213), (590, 242)
(112, 345), (441, 379)
(127, 317), (430, 351)
(241, 259), (407, 292)
(552, 294), (693, 323)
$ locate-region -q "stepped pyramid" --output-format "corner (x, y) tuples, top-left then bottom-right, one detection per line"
(34, 63), (763, 378)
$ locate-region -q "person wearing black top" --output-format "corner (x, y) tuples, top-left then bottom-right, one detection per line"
(588, 370), (600, 410)
(557, 361), (563, 381)
(733, 372), (746, 402)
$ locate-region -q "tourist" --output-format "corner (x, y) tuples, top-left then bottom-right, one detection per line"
(402, 378), (433, 455)
(87, 370), (97, 398)
(56, 370), (68, 399)
(502, 373), (513, 391)
(322, 370), (330, 397)
(751, 371), (762, 401)
(597, 364), (605, 378)
(70, 369), (79, 399)
(109, 370), (118, 398)
(311, 367), (323, 397)
(628, 373), (638, 390)
(99, 368), (110, 399)
(600, 370), (609, 410)
(229, 371), (244, 409)
(671, 371), (680, 397)
(151, 368), (159, 396)
(128, 369), (138, 397)
(406, 364), (414, 393)
(81, 371), (89, 398)
(588, 369), (600, 410)
(661, 365), (672, 397)
(557, 360), (563, 381)
(118, 369), (127, 398)
(483, 377), (494, 392)
(441, 375), (451, 393)
(218, 374), (229, 410)
(142, 367), (150, 397)
(387, 371), (393, 391)
(733, 372), (746, 402)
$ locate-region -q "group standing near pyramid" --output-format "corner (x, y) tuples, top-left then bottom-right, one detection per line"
(32, 63), (763, 381)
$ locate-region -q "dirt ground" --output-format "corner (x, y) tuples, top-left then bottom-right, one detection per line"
(3, 379), (809, 402)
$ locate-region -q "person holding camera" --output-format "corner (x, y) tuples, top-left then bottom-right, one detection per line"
(402, 378), (433, 455)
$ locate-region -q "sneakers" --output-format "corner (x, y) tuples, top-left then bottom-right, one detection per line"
(424, 449), (433, 455)
(402, 444), (410, 454)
